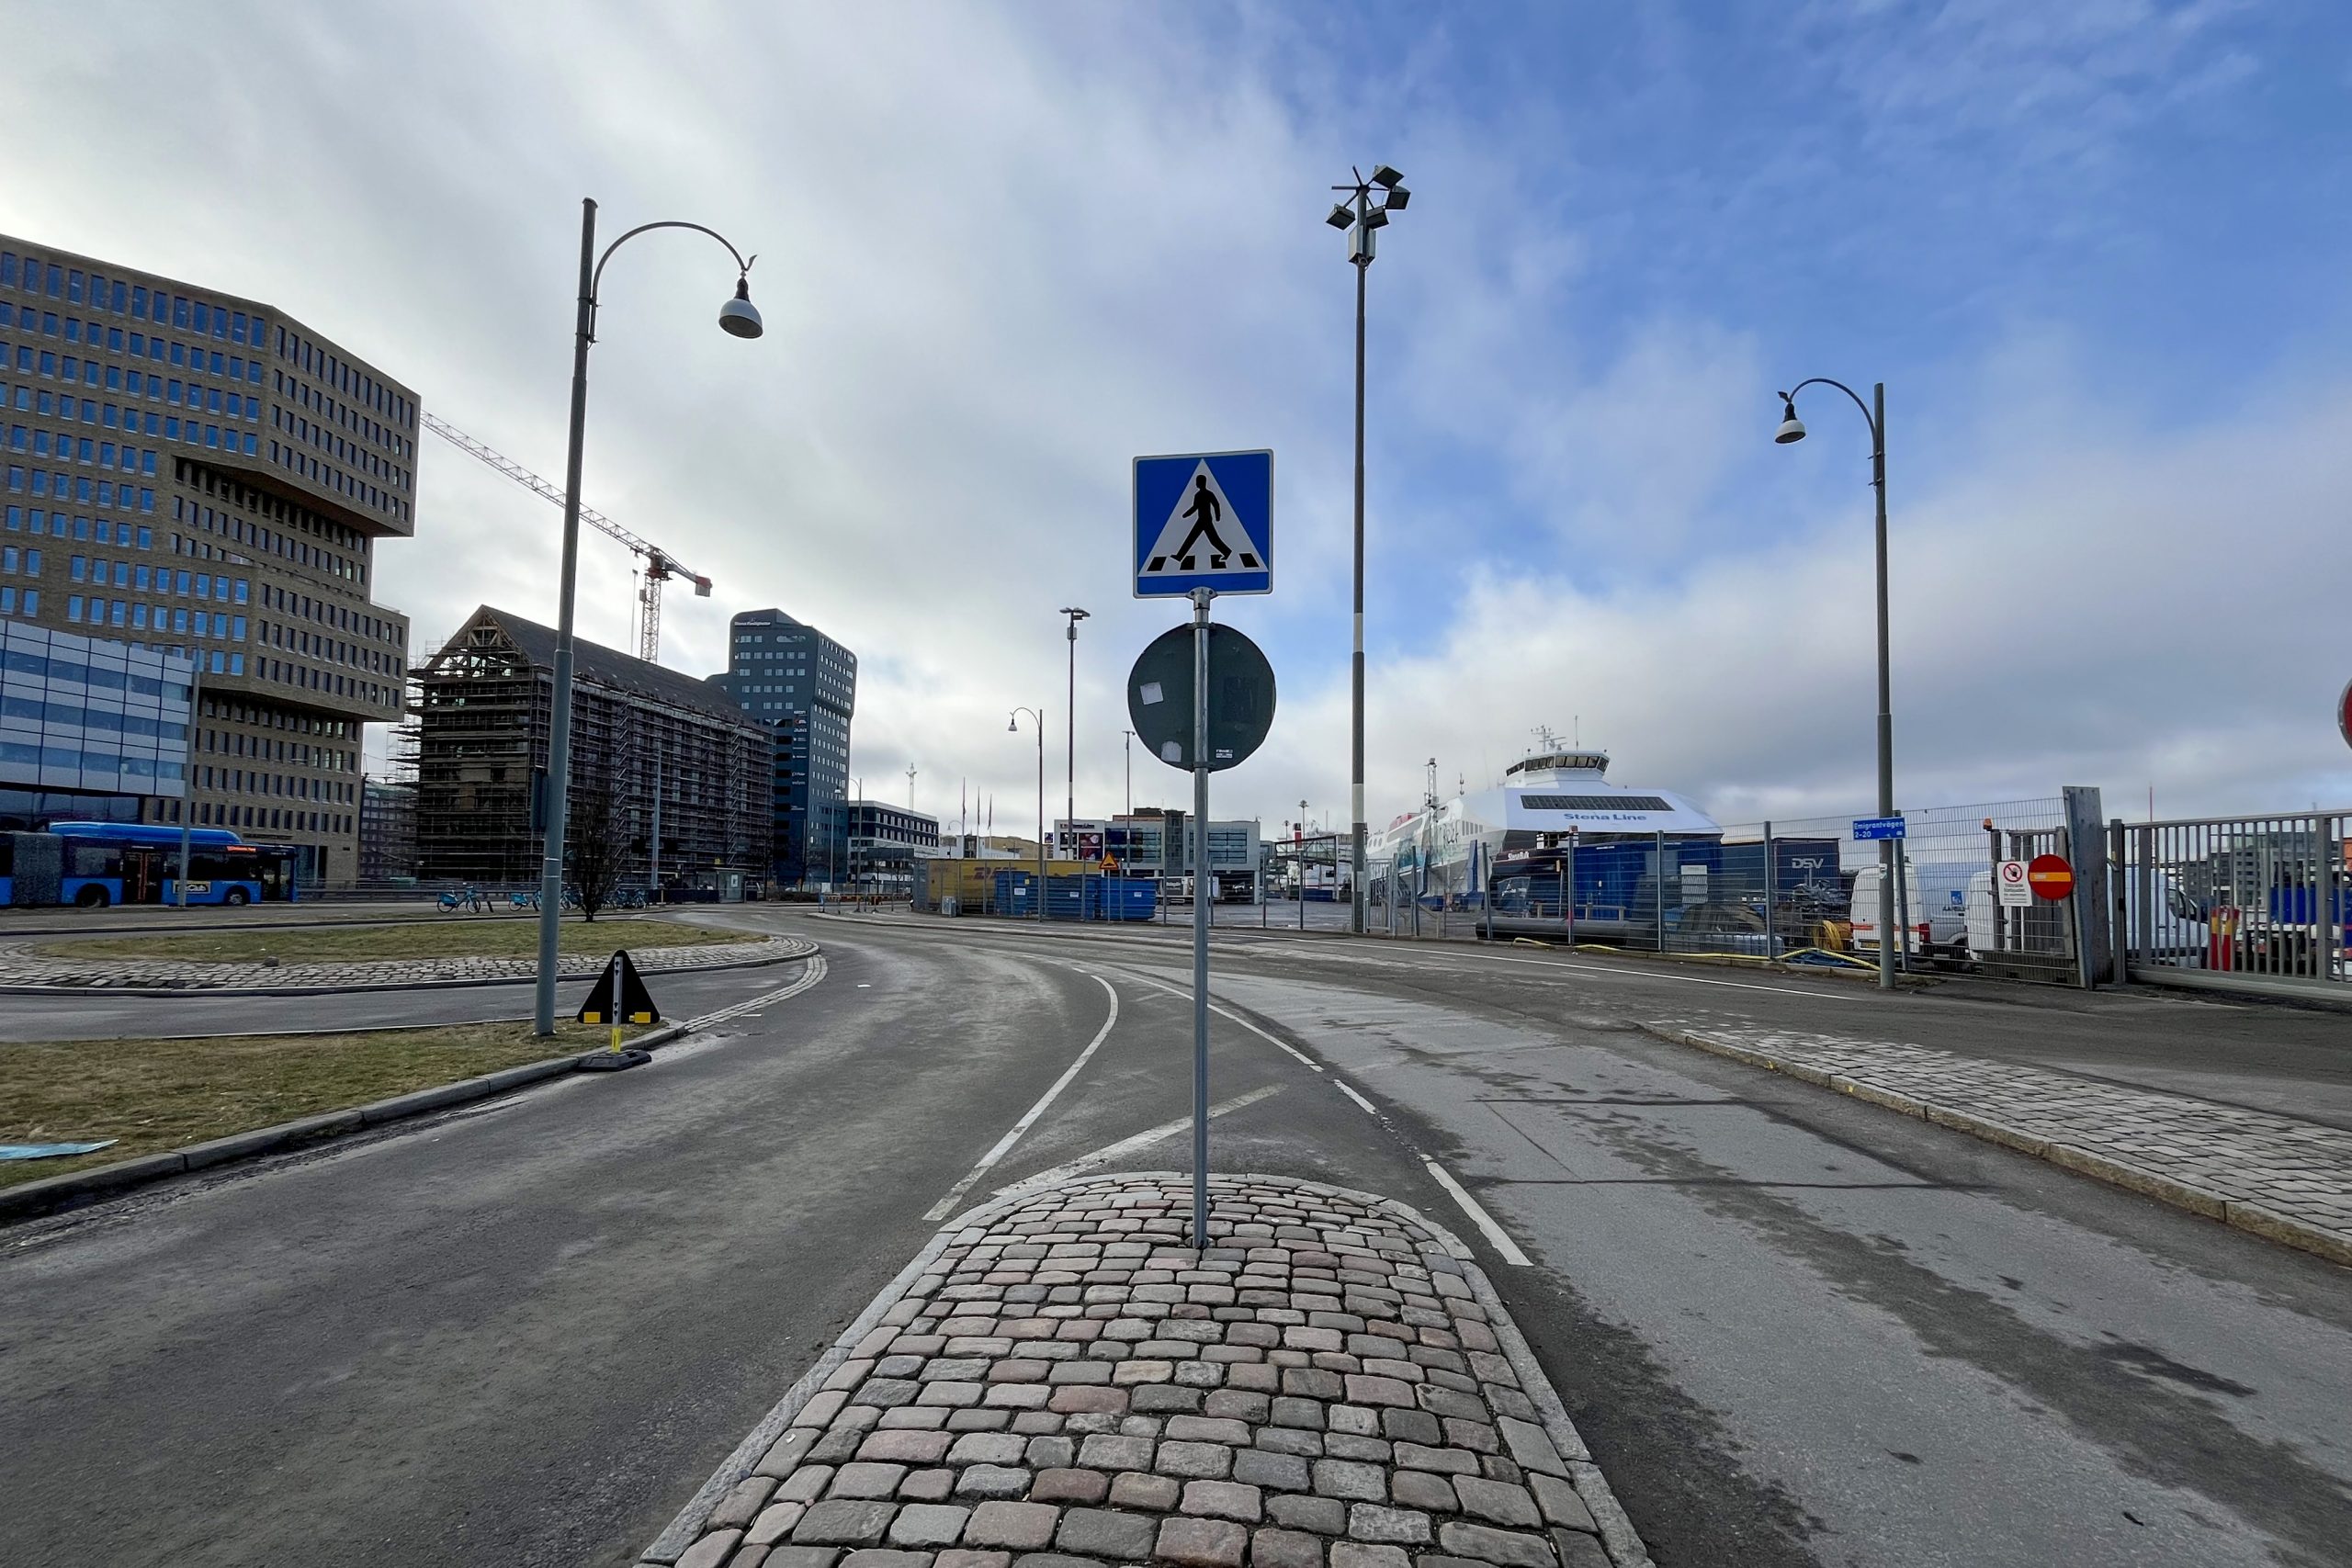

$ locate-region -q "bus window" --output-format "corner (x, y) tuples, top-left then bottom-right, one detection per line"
(66, 842), (122, 878)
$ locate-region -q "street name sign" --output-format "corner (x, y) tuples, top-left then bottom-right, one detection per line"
(1134, 450), (1272, 598)
(1851, 816), (1907, 841)
(2028, 854), (2075, 902)
(1996, 859), (2032, 908)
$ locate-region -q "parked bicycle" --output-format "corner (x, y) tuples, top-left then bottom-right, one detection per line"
(510, 888), (539, 911)
(436, 886), (492, 914)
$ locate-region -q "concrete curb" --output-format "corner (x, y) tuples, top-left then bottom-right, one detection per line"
(1636, 1022), (2352, 1270)
(635, 1168), (1654, 1568)
(0, 935), (814, 998)
(0, 953), (829, 1224)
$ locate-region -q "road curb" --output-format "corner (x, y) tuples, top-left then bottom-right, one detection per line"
(1635, 1022), (2352, 1269)
(635, 1168), (1654, 1568)
(0, 935), (814, 998)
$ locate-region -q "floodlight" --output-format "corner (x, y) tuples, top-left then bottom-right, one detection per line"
(1360, 207), (1389, 230)
(718, 276), (763, 339)
(1382, 185), (1409, 211)
(1327, 203), (1354, 230)
(1773, 395), (1806, 445)
(1372, 164), (1404, 188)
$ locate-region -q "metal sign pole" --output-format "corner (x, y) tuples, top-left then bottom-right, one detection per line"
(1190, 587), (1213, 1250)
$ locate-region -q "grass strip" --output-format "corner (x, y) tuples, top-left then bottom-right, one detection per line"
(0, 1021), (636, 1190)
(34, 918), (750, 965)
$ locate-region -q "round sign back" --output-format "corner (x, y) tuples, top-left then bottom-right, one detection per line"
(1127, 623), (1277, 772)
(2340, 676), (2352, 751)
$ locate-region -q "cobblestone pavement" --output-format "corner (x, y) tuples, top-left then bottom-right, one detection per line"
(648, 1175), (1646, 1568)
(0, 932), (814, 992)
(1645, 1020), (2352, 1267)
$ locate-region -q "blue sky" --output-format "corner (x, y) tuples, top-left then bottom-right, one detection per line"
(8, 0), (2349, 830)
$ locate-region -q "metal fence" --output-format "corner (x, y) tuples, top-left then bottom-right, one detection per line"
(2116, 809), (2347, 996)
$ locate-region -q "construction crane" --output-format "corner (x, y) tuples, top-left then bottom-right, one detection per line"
(421, 411), (712, 663)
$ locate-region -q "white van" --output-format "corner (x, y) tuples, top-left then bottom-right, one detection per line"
(1850, 860), (1974, 958)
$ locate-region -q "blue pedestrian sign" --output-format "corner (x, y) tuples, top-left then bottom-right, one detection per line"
(1134, 449), (1272, 598)
(1851, 815), (1907, 841)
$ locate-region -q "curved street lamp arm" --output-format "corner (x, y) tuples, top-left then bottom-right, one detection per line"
(1783, 376), (1880, 446)
(585, 221), (759, 343)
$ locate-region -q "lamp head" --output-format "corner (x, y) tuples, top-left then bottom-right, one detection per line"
(1007, 715), (1018, 733)
(1372, 164), (1405, 189)
(1381, 185), (1409, 211)
(1773, 394), (1806, 445)
(1360, 206), (1390, 231)
(718, 275), (763, 339)
(1326, 202), (1354, 230)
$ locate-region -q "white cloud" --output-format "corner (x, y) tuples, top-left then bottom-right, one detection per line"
(3, 0), (2342, 850)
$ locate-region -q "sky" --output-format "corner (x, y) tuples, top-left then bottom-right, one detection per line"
(8, 0), (2350, 838)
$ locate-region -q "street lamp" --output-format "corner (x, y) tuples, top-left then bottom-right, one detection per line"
(1059, 607), (1089, 852)
(1010, 707), (1046, 920)
(1328, 163), (1410, 937)
(534, 197), (761, 1036)
(1774, 378), (1896, 991)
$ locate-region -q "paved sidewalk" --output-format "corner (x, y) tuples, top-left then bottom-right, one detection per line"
(0, 932), (813, 992)
(646, 1174), (1647, 1568)
(1645, 1021), (2352, 1267)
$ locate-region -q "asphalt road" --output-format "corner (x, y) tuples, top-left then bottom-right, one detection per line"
(3, 909), (2346, 1568)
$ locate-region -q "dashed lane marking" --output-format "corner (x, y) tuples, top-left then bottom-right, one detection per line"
(1422, 1157), (1532, 1266)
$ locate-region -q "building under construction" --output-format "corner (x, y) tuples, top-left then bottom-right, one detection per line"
(410, 605), (772, 889)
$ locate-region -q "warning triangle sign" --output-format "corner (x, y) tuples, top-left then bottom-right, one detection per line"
(1140, 461), (1263, 578)
(576, 949), (662, 1026)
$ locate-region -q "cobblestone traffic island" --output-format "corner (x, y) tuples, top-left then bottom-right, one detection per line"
(647, 1175), (1645, 1568)
(0, 931), (814, 993)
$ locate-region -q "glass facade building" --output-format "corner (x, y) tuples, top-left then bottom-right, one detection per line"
(0, 234), (414, 884)
(0, 619), (192, 830)
(707, 607), (855, 886)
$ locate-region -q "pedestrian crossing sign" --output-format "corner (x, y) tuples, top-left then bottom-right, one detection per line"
(1134, 450), (1272, 598)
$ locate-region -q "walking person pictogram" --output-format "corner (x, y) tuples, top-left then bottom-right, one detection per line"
(1149, 472), (1261, 572)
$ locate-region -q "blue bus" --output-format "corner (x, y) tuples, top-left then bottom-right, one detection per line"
(0, 821), (300, 908)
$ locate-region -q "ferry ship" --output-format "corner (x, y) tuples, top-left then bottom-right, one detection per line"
(1370, 746), (1846, 944)
(1370, 748), (1718, 902)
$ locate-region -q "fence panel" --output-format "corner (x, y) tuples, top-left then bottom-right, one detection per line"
(2120, 810), (2346, 996)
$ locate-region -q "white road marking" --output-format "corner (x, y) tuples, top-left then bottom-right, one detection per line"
(987, 1085), (1286, 1205)
(686, 956), (827, 1029)
(1422, 1158), (1532, 1266)
(1102, 966), (1325, 1072)
(922, 972), (1121, 1223)
(1336, 1081), (1379, 1115)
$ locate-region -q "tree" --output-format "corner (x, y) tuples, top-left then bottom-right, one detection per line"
(565, 787), (635, 921)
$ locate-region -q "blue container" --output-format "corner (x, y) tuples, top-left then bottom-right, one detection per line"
(993, 871), (1040, 917)
(1092, 877), (1158, 921)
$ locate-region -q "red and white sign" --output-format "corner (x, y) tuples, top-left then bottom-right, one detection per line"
(2028, 853), (2075, 902)
(1996, 859), (2032, 908)
(2339, 677), (2352, 750)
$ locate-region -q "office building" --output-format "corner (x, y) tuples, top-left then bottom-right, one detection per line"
(844, 799), (941, 893)
(0, 235), (414, 884)
(707, 606), (855, 885)
(411, 605), (771, 889)
(358, 774), (417, 881)
(0, 620), (193, 830)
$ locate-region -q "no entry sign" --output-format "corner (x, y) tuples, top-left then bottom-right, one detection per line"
(2027, 854), (2075, 902)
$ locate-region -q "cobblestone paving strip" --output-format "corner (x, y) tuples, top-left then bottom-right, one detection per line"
(643, 1174), (1648, 1568)
(1645, 1021), (2352, 1268)
(0, 933), (812, 993)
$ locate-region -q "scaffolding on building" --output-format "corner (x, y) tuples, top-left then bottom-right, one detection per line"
(405, 606), (771, 891)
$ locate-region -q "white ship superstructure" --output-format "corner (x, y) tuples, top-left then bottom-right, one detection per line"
(1369, 750), (1719, 899)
